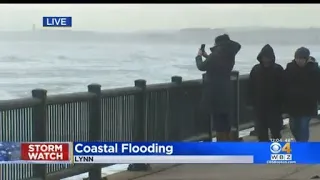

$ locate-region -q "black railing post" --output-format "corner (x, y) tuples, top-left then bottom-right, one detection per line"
(88, 84), (102, 180)
(230, 71), (242, 141)
(171, 76), (182, 84)
(32, 89), (47, 179)
(202, 73), (213, 142)
(202, 73), (207, 82)
(170, 76), (182, 140)
(128, 79), (150, 171)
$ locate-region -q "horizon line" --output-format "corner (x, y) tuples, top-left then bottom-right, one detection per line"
(0, 26), (320, 33)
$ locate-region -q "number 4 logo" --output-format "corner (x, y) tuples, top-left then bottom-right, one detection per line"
(282, 143), (291, 153)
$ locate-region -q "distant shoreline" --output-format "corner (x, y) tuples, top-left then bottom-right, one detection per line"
(0, 28), (319, 44)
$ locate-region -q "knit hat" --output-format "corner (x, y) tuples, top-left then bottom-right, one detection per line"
(295, 47), (310, 60)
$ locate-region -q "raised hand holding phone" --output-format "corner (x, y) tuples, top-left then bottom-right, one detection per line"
(200, 44), (206, 52)
(197, 49), (203, 56)
(198, 44), (209, 58)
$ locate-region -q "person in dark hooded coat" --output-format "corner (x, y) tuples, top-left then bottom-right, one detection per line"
(283, 47), (320, 142)
(248, 44), (284, 142)
(195, 34), (241, 141)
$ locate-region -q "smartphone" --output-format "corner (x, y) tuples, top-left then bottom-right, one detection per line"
(200, 44), (205, 51)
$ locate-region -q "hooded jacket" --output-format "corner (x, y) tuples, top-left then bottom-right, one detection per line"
(195, 40), (241, 113)
(283, 58), (320, 117)
(196, 40), (241, 79)
(248, 44), (284, 114)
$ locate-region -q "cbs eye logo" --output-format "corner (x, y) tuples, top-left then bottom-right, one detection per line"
(270, 142), (291, 154)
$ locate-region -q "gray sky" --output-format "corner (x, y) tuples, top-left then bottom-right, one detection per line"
(0, 4), (320, 32)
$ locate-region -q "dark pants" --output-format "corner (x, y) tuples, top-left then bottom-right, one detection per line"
(255, 111), (282, 142)
(212, 113), (231, 132)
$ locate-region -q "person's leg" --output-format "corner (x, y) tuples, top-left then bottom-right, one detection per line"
(289, 117), (300, 141)
(211, 113), (224, 141)
(199, 88), (214, 142)
(281, 117), (286, 130)
(213, 113), (223, 141)
(256, 114), (269, 142)
(298, 116), (311, 142)
(198, 103), (213, 142)
(214, 113), (231, 141)
(269, 114), (282, 140)
(251, 118), (258, 136)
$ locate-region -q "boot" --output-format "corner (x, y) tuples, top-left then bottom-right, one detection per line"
(229, 131), (237, 141)
(216, 132), (230, 141)
(223, 132), (231, 141)
(229, 132), (243, 141)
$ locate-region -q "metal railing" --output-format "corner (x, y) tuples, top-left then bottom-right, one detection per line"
(0, 71), (258, 180)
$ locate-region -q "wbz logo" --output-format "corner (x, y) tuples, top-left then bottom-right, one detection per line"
(270, 142), (292, 161)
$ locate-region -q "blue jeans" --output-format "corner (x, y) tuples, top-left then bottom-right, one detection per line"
(289, 116), (311, 142)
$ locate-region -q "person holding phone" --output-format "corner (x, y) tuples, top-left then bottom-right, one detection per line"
(195, 34), (241, 141)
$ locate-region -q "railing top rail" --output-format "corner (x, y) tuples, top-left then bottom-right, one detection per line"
(101, 86), (141, 98)
(179, 79), (202, 87)
(146, 82), (179, 92)
(239, 74), (249, 80)
(0, 97), (40, 110)
(46, 92), (95, 105)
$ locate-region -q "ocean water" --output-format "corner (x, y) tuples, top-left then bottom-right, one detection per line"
(0, 41), (319, 100)
(0, 41), (319, 179)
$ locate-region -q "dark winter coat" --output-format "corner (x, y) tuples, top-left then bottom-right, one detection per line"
(196, 40), (241, 114)
(248, 44), (284, 115)
(283, 60), (320, 117)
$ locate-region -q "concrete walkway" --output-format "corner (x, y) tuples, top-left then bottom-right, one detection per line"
(107, 119), (320, 180)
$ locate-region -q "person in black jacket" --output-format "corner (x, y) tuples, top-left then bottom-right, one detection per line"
(284, 47), (320, 142)
(195, 34), (241, 141)
(248, 44), (284, 142)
